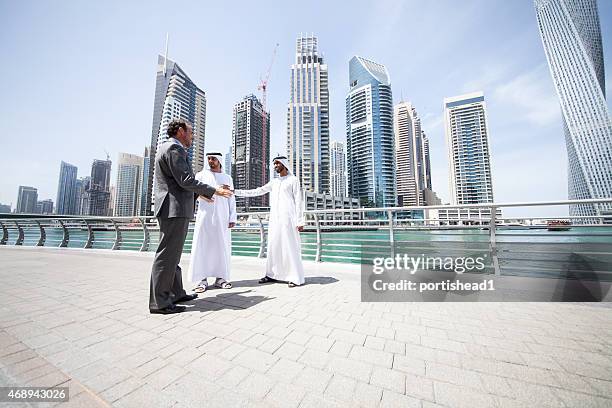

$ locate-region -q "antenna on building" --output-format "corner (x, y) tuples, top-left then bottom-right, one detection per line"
(104, 149), (110, 161)
(163, 33), (169, 77)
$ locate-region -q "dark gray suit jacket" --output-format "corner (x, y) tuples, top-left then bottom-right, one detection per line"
(154, 138), (216, 218)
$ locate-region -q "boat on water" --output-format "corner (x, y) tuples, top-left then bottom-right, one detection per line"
(547, 220), (572, 231)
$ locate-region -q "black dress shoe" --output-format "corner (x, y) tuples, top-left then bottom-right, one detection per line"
(150, 304), (186, 314)
(174, 293), (198, 303)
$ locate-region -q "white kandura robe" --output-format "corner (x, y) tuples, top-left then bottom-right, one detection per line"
(235, 175), (305, 285)
(188, 170), (237, 282)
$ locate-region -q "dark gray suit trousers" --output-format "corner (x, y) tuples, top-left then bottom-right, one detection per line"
(149, 217), (190, 310)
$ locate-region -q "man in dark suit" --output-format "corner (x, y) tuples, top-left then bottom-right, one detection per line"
(150, 119), (233, 314)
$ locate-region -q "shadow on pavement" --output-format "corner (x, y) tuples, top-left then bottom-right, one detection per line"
(186, 290), (273, 312)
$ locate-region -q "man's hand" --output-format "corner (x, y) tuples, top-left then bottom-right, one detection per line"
(228, 222), (236, 229)
(199, 195), (214, 203)
(297, 226), (304, 232)
(215, 186), (233, 197)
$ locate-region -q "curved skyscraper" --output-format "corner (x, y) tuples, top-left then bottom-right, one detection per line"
(346, 56), (396, 208)
(535, 0), (612, 219)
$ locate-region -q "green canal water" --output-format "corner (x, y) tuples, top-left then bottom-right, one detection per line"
(6, 226), (612, 279)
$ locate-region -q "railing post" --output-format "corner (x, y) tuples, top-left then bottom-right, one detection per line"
(256, 215), (266, 258)
(111, 219), (122, 250)
(58, 220), (69, 247)
(0, 221), (8, 245)
(14, 221), (24, 246)
(84, 220), (94, 249)
(387, 210), (395, 258)
(36, 220), (46, 246)
(313, 213), (322, 262)
(139, 218), (150, 252)
(489, 207), (501, 276)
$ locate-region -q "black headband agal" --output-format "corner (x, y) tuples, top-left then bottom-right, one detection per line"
(273, 156), (288, 161)
(206, 152), (222, 156)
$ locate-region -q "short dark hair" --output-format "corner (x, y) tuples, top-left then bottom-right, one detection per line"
(167, 120), (189, 138)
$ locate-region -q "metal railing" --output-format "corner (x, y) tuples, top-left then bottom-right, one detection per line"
(1, 198), (611, 279)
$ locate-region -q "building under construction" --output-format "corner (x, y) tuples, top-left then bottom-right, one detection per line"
(232, 94), (270, 211)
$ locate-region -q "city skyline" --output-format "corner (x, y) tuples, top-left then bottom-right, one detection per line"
(1, 1), (612, 217)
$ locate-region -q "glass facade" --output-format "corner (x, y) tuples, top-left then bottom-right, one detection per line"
(444, 92), (494, 205)
(536, 0), (612, 219)
(346, 56), (396, 208)
(287, 35), (330, 194)
(56, 161), (78, 215)
(115, 153), (143, 217)
(145, 55), (207, 215)
(330, 141), (347, 197)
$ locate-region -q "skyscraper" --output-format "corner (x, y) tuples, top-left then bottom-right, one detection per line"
(139, 147), (150, 216)
(233, 94), (270, 210)
(145, 54), (207, 215)
(535, 0), (612, 218)
(56, 161), (78, 215)
(444, 92), (494, 205)
(75, 176), (90, 215)
(16, 186), (38, 214)
(287, 35), (330, 194)
(330, 141), (346, 197)
(83, 159), (112, 216)
(225, 145), (232, 176)
(346, 56), (396, 208)
(114, 153), (143, 217)
(394, 102), (432, 206)
(36, 199), (53, 215)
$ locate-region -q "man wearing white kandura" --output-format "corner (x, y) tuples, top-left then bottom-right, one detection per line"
(188, 152), (237, 293)
(234, 155), (305, 287)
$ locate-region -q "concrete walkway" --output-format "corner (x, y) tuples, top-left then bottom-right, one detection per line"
(1, 246), (611, 407)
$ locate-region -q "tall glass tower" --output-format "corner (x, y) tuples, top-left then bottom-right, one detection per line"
(56, 161), (78, 215)
(444, 92), (494, 205)
(535, 0), (612, 219)
(330, 141), (346, 197)
(287, 35), (330, 194)
(114, 153), (143, 217)
(145, 55), (207, 215)
(346, 56), (396, 208)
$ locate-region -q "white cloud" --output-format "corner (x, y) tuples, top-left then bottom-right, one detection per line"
(461, 63), (510, 94)
(492, 64), (560, 127)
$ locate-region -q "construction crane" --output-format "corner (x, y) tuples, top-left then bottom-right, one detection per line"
(257, 43), (279, 204)
(258, 43), (279, 112)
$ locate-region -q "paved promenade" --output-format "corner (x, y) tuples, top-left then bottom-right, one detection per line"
(1, 246), (612, 407)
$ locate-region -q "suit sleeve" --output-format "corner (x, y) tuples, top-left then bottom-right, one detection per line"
(166, 145), (216, 199)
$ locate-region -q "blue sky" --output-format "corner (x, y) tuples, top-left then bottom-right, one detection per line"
(1, 0), (611, 217)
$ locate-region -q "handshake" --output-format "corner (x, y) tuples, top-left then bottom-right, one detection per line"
(200, 184), (233, 202)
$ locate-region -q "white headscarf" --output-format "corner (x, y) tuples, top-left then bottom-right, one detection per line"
(273, 155), (292, 175)
(206, 152), (223, 170)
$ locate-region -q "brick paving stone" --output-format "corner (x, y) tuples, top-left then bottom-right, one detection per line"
(2, 248), (612, 408)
